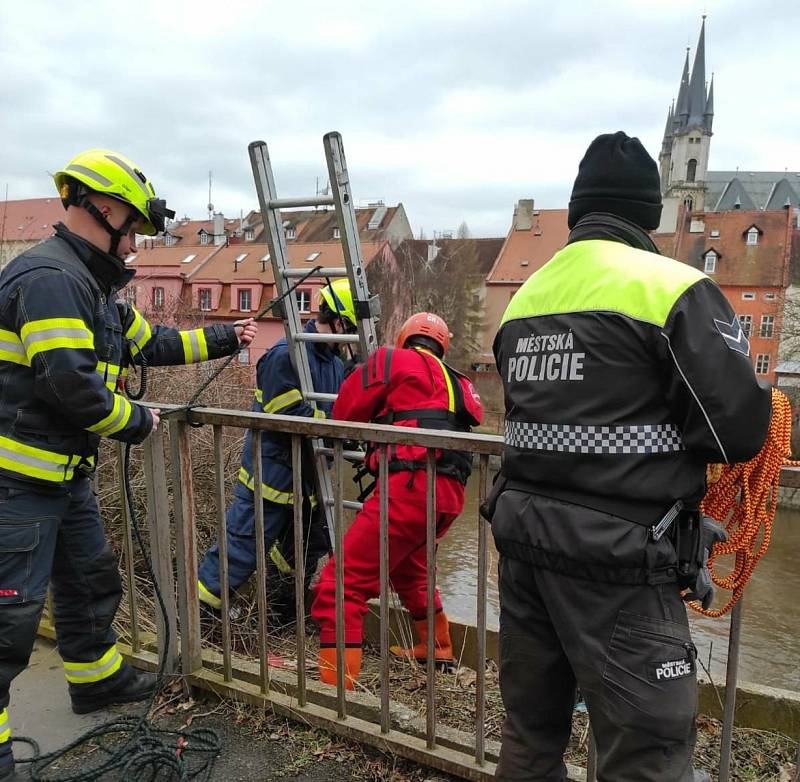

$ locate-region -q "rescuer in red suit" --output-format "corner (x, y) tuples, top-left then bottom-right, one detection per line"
(311, 312), (484, 688)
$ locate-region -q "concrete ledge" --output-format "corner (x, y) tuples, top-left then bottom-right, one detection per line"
(364, 603), (800, 740)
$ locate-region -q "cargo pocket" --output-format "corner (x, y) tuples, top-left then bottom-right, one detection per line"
(0, 522), (40, 605)
(602, 609), (698, 742)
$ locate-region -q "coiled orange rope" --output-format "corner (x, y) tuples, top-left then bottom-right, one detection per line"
(694, 388), (798, 617)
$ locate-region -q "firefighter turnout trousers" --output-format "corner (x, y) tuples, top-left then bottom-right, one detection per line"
(311, 471), (463, 646)
(0, 477), (136, 747)
(492, 491), (699, 782)
(197, 482), (327, 606)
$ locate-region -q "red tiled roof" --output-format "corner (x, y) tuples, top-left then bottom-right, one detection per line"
(0, 198), (65, 242)
(487, 209), (569, 283)
(125, 245), (221, 276)
(189, 240), (389, 286)
(667, 209), (793, 287)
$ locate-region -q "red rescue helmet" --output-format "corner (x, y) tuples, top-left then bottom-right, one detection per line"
(396, 312), (451, 355)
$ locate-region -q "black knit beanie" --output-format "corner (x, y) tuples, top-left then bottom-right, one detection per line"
(567, 131), (663, 230)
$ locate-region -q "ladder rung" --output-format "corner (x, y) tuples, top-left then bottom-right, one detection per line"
(294, 333), (360, 344)
(325, 498), (363, 511)
(315, 446), (365, 461)
(267, 196), (334, 209)
(282, 267), (348, 278)
(305, 391), (338, 403)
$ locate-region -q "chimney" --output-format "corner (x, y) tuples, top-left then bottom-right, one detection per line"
(514, 199), (535, 231)
(213, 212), (225, 245)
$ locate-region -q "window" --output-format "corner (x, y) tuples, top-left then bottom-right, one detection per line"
(245, 229), (254, 241)
(703, 250), (717, 274)
(200, 232), (210, 246)
(296, 289), (311, 312)
(285, 226), (296, 240)
(747, 227), (759, 245)
(181, 253), (197, 264)
(238, 288), (252, 312)
(165, 234), (177, 247)
(199, 288), (212, 311)
(765, 293), (777, 301)
(738, 315), (752, 337)
(686, 158), (697, 182)
(760, 315), (775, 338)
(153, 287), (164, 309)
(755, 354), (770, 375)
(238, 348), (250, 365)
(305, 251), (321, 262)
(125, 286), (137, 306)
(710, 229), (720, 238)
(742, 292), (756, 301)
(333, 227), (340, 240)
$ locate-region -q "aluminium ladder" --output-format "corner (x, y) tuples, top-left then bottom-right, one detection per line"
(248, 132), (380, 546)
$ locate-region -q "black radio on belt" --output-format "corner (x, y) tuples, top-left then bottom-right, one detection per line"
(650, 501), (703, 590)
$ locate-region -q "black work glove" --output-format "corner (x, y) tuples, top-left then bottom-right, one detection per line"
(683, 516), (727, 610)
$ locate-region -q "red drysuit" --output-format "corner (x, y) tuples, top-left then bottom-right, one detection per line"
(311, 345), (483, 646)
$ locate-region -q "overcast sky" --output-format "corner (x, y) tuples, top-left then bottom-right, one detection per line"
(1, 0), (798, 237)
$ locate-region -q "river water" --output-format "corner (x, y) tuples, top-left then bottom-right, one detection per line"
(436, 475), (800, 691)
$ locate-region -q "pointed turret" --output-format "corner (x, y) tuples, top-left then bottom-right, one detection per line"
(687, 17), (707, 128)
(661, 102), (674, 153)
(703, 74), (714, 132)
(675, 48), (691, 128)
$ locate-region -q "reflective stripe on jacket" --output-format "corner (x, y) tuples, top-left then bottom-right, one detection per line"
(494, 238), (772, 522)
(239, 320), (343, 503)
(0, 229), (239, 486)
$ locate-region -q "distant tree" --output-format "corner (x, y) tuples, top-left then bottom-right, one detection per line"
(457, 221), (471, 240)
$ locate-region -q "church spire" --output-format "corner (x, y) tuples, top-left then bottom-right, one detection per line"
(675, 47), (691, 127)
(687, 16), (707, 128)
(703, 73), (714, 132)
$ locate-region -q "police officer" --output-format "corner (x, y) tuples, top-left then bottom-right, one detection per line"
(311, 313), (483, 688)
(488, 132), (771, 781)
(0, 148), (256, 779)
(197, 279), (357, 619)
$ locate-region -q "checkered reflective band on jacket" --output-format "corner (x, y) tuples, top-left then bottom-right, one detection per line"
(505, 422), (684, 455)
(494, 239), (772, 516)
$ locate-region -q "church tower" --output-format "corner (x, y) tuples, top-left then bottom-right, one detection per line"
(659, 17), (714, 211)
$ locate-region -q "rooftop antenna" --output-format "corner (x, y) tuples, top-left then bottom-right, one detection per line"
(207, 170), (214, 221)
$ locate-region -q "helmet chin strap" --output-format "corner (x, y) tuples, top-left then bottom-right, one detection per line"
(67, 183), (135, 259)
(80, 198), (136, 259)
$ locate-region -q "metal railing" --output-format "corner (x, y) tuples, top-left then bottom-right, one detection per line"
(78, 404), (800, 782)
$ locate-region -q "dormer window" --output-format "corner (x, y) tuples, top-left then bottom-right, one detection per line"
(703, 250), (718, 274)
(165, 233), (177, 247)
(200, 231), (210, 246)
(282, 220), (296, 240)
(333, 227), (340, 240)
(746, 227), (760, 246)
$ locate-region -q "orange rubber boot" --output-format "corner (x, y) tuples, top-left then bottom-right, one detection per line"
(318, 646), (362, 690)
(389, 611), (453, 662)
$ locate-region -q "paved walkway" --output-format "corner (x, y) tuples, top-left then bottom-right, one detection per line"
(8, 639), (408, 781)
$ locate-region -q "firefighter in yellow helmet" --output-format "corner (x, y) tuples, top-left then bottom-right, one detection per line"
(197, 279), (357, 624)
(0, 149), (256, 779)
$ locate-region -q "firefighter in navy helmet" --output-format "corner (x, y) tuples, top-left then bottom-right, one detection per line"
(487, 132), (770, 781)
(311, 312), (484, 689)
(197, 279), (357, 621)
(0, 149), (256, 779)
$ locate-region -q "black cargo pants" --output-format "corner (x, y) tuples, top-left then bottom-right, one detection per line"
(0, 477), (134, 750)
(492, 491), (699, 782)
